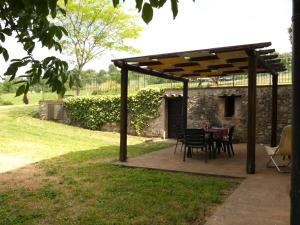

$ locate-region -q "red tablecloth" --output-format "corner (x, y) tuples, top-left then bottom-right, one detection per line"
(206, 128), (229, 139)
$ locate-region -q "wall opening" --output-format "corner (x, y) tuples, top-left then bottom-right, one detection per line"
(167, 97), (183, 138)
(224, 96), (235, 117)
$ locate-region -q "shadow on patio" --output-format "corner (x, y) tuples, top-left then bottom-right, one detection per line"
(115, 143), (281, 178)
(115, 143), (291, 225)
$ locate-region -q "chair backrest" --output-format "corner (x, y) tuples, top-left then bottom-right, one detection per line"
(277, 125), (291, 156)
(228, 126), (235, 141)
(185, 128), (206, 147)
(175, 125), (184, 139)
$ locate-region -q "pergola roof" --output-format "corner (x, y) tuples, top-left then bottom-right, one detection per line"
(112, 42), (286, 80)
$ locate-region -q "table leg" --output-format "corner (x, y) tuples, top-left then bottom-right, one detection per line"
(187, 147), (192, 158)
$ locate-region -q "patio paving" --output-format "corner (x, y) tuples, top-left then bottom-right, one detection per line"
(115, 143), (290, 225)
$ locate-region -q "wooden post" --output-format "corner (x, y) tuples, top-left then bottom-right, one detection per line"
(182, 80), (188, 130)
(247, 51), (257, 174)
(183, 80), (192, 158)
(271, 74), (278, 147)
(120, 67), (128, 162)
(291, 0), (300, 223)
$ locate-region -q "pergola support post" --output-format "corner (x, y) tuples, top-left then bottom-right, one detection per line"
(271, 74), (278, 147)
(182, 80), (188, 130)
(247, 51), (257, 174)
(291, 0), (300, 223)
(119, 67), (128, 162)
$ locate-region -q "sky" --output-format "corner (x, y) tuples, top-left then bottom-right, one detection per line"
(0, 0), (293, 75)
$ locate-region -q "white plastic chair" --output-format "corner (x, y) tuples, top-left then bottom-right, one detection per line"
(264, 125), (291, 172)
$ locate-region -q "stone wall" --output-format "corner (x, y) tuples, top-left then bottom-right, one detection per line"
(39, 85), (292, 143)
(164, 85), (292, 144)
(39, 100), (69, 123)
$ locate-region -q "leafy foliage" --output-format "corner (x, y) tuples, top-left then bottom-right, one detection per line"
(58, 0), (142, 95)
(115, 0), (195, 24)
(64, 89), (163, 134)
(0, 0), (75, 99)
(1, 0), (188, 100)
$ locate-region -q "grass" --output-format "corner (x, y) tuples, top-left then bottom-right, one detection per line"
(0, 105), (237, 225)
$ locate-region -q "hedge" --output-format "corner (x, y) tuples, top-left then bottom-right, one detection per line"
(64, 89), (163, 135)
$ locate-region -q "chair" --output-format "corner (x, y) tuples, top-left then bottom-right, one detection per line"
(174, 125), (184, 154)
(183, 129), (209, 162)
(222, 126), (235, 157)
(264, 125), (291, 173)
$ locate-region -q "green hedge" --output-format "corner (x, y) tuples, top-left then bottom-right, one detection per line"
(64, 89), (163, 135)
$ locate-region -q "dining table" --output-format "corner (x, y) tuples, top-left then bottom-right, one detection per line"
(205, 127), (229, 158)
(186, 127), (229, 159)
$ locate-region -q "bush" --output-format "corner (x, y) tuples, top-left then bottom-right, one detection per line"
(64, 89), (163, 134)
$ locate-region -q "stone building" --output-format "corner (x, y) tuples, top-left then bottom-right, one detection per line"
(39, 85), (292, 144)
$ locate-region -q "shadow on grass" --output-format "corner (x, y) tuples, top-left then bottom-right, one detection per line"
(0, 141), (238, 225)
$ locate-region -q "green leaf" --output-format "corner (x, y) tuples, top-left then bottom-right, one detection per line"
(0, 33), (5, 42)
(2, 48), (9, 61)
(171, 0), (178, 19)
(112, 0), (119, 7)
(142, 3), (153, 24)
(158, 0), (167, 7)
(16, 84), (26, 97)
(150, 0), (159, 8)
(136, 0), (143, 12)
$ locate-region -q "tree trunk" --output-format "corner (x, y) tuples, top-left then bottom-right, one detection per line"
(76, 67), (83, 96)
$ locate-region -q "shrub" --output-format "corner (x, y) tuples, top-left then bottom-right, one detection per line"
(64, 89), (163, 134)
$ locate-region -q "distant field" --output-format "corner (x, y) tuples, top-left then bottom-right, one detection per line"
(0, 90), (90, 106)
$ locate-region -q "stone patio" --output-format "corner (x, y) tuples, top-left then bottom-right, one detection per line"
(115, 143), (290, 225)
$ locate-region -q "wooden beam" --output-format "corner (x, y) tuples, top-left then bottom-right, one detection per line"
(291, 0), (300, 224)
(119, 67), (128, 162)
(257, 54), (278, 76)
(114, 61), (187, 82)
(271, 74), (278, 147)
(261, 54), (279, 60)
(265, 59), (282, 64)
(182, 80), (188, 130)
(257, 49), (275, 55)
(247, 51), (257, 174)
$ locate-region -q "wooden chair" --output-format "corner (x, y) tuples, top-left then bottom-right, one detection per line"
(174, 125), (184, 154)
(183, 129), (209, 162)
(222, 126), (235, 157)
(264, 125), (291, 173)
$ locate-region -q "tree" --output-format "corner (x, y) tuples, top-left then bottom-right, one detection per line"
(0, 0), (184, 99)
(0, 0), (73, 101)
(58, 0), (142, 95)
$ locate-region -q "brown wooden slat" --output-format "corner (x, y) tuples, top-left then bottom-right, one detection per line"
(137, 61), (162, 66)
(257, 49), (275, 55)
(208, 64), (234, 69)
(163, 68), (184, 72)
(190, 55), (219, 61)
(217, 50), (248, 59)
(227, 57), (248, 63)
(159, 56), (187, 64)
(148, 65), (174, 70)
(174, 62), (199, 67)
(265, 59), (282, 64)
(222, 69), (245, 74)
(193, 69), (211, 73)
(261, 54), (279, 60)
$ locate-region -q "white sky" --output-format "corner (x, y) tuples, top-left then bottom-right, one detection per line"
(0, 0), (293, 75)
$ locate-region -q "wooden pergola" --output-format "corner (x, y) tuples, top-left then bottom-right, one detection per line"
(112, 42), (286, 174)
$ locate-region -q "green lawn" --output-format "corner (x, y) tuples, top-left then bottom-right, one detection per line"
(0, 106), (237, 225)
